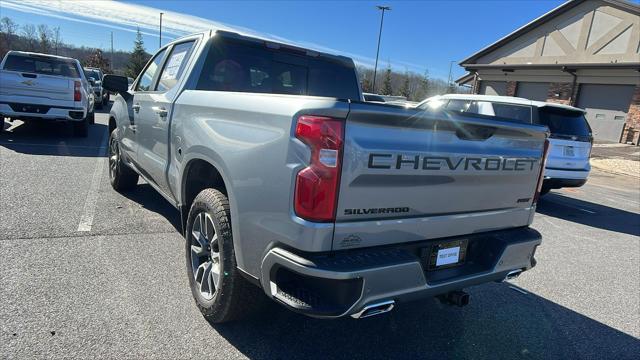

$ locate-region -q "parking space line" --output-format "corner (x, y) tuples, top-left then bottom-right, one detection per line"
(76, 130), (108, 232)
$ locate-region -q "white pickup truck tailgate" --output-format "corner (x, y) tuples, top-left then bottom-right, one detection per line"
(0, 70), (74, 103)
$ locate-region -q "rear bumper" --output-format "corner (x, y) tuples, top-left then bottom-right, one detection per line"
(0, 102), (86, 121)
(543, 167), (589, 189)
(260, 227), (541, 318)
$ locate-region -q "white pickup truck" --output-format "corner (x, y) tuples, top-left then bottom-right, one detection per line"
(0, 51), (94, 136)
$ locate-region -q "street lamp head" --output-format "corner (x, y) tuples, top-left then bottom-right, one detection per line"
(376, 5), (391, 11)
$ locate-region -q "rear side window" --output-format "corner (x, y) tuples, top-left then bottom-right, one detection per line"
(537, 107), (591, 141)
(156, 41), (195, 92)
(444, 100), (532, 124)
(196, 38), (360, 100)
(3, 54), (80, 78)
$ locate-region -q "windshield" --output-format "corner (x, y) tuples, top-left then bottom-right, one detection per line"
(537, 107), (591, 141)
(3, 54), (80, 78)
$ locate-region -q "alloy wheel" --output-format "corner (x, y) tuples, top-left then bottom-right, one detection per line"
(190, 212), (221, 300)
(108, 136), (119, 180)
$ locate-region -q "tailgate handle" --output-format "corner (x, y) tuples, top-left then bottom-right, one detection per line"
(455, 125), (496, 141)
(21, 73), (37, 78)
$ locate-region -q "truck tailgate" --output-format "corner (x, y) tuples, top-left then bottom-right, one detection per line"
(0, 70), (74, 102)
(333, 102), (547, 250)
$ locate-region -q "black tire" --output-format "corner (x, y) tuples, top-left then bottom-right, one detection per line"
(73, 117), (89, 137)
(108, 128), (138, 191)
(88, 110), (95, 125)
(185, 188), (262, 323)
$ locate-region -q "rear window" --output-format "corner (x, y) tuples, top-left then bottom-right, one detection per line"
(537, 107), (591, 140)
(196, 38), (360, 100)
(3, 54), (80, 78)
(441, 99), (532, 124)
(84, 69), (102, 81)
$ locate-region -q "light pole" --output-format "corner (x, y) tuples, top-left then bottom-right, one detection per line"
(159, 12), (163, 48)
(447, 60), (456, 92)
(372, 5), (390, 93)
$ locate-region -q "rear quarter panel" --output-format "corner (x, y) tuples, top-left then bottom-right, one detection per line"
(171, 90), (349, 276)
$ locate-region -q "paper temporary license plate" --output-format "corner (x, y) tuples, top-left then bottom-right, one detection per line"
(563, 146), (575, 157)
(427, 239), (468, 270)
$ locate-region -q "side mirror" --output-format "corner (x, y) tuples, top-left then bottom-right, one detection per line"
(103, 74), (129, 93)
(88, 78), (95, 86)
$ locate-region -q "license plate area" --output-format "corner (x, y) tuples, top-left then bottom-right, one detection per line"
(426, 239), (468, 271)
(563, 146), (575, 157)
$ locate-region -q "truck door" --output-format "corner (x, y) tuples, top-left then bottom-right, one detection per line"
(125, 48), (168, 164)
(134, 40), (196, 195)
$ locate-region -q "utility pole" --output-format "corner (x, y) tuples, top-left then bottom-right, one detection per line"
(110, 31), (114, 73)
(447, 60), (456, 92)
(159, 12), (163, 48)
(372, 5), (390, 94)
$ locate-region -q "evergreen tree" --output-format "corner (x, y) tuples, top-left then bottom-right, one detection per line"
(361, 77), (371, 93)
(400, 69), (410, 98)
(421, 69), (430, 97)
(382, 64), (393, 95)
(126, 28), (149, 79)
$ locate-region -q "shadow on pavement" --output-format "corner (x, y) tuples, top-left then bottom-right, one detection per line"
(536, 193), (640, 236)
(120, 183), (182, 232)
(0, 120), (108, 157)
(212, 282), (639, 360)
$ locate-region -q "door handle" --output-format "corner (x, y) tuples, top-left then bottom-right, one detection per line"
(152, 106), (168, 119)
(132, 103), (141, 113)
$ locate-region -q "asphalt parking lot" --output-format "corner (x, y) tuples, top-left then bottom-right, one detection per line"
(1, 109), (639, 359)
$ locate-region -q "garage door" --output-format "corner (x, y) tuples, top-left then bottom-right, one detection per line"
(577, 84), (635, 142)
(479, 81), (507, 96)
(516, 82), (549, 101)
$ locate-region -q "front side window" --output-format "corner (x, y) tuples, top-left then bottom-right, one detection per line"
(156, 41), (195, 92)
(136, 48), (167, 92)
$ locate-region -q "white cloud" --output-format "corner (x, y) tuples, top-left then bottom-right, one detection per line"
(4, 0), (429, 73)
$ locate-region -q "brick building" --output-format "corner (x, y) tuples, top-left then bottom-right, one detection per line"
(456, 0), (640, 144)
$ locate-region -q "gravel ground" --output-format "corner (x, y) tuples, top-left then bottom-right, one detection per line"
(1, 112), (638, 359)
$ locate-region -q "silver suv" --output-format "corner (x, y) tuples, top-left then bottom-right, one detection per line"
(418, 94), (592, 195)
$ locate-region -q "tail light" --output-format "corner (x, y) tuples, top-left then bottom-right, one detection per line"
(74, 80), (81, 101)
(294, 115), (344, 222)
(533, 139), (550, 204)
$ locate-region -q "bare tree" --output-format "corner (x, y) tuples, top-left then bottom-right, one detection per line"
(37, 24), (52, 53)
(22, 24), (37, 51)
(0, 17), (18, 55)
(52, 26), (62, 55)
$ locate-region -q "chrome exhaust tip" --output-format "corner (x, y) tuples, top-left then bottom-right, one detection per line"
(505, 269), (523, 281)
(351, 300), (395, 319)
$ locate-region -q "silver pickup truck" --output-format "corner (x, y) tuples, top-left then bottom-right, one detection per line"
(103, 30), (549, 322)
(0, 51), (95, 136)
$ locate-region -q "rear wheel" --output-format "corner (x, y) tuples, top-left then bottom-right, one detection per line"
(88, 110), (95, 125)
(73, 117), (89, 137)
(108, 128), (138, 191)
(540, 186), (552, 196)
(185, 188), (263, 323)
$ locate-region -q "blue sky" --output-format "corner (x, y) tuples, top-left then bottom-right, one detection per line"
(0, 0), (576, 79)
